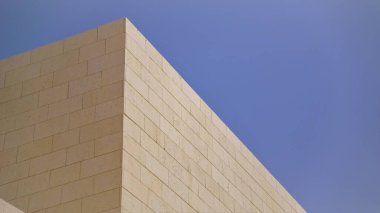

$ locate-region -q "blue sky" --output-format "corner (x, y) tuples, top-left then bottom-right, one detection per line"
(1, 0), (380, 212)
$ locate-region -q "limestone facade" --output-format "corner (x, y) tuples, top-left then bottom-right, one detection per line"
(0, 18), (305, 213)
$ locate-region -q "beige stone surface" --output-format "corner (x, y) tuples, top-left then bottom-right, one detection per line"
(0, 199), (23, 213)
(0, 17), (305, 213)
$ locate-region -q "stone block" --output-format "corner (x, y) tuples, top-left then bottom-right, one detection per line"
(64, 29), (98, 52)
(83, 81), (123, 108)
(17, 172), (50, 196)
(61, 177), (93, 202)
(69, 107), (95, 129)
(0, 182), (17, 201)
(34, 115), (69, 139)
(141, 167), (162, 196)
(161, 185), (182, 212)
(66, 141), (94, 164)
(122, 150), (141, 179)
(45, 200), (81, 213)
(52, 128), (80, 151)
(48, 95), (82, 119)
(80, 115), (122, 142)
(40, 49), (79, 74)
(101, 65), (124, 86)
(80, 150), (121, 178)
(79, 40), (106, 62)
(53, 62), (87, 86)
(106, 33), (126, 54)
(0, 84), (22, 104)
(121, 189), (143, 213)
(81, 189), (120, 213)
(88, 49), (124, 74)
(31, 41), (63, 63)
(2, 94), (39, 119)
(98, 19), (125, 40)
(95, 97), (123, 121)
(94, 133), (122, 156)
(168, 172), (189, 202)
(4, 126), (34, 149)
(5, 63), (40, 87)
(29, 150), (66, 175)
(0, 148), (17, 168)
(145, 152), (168, 185)
(38, 83), (68, 106)
(50, 163), (80, 187)
(17, 137), (52, 162)
(69, 73), (101, 97)
(8, 196), (28, 212)
(0, 52), (30, 73)
(22, 73), (53, 96)
(93, 168), (121, 193)
(122, 171), (148, 204)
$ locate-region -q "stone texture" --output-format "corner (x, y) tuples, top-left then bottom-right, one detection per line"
(0, 199), (23, 213)
(0, 17), (304, 213)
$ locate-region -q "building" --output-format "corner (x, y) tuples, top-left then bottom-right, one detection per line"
(0, 18), (305, 213)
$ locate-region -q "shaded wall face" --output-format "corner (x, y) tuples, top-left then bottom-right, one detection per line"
(0, 20), (126, 213)
(0, 18), (305, 213)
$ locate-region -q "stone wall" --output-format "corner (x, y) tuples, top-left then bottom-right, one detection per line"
(0, 18), (305, 213)
(0, 20), (125, 213)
